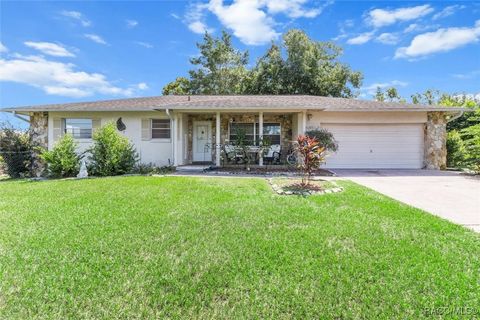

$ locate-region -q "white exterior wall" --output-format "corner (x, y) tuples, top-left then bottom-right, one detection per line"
(47, 111), (173, 166)
(306, 111), (428, 128)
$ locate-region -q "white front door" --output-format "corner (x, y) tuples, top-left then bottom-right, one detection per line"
(193, 121), (212, 162)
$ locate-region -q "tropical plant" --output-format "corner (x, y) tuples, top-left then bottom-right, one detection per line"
(88, 123), (138, 176)
(295, 135), (325, 186)
(41, 134), (81, 178)
(305, 128), (338, 152)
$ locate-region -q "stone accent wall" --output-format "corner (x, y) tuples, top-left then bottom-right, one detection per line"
(424, 111), (447, 170)
(29, 112), (48, 177)
(186, 113), (293, 163)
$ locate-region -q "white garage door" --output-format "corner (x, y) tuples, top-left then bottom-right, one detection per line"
(322, 124), (424, 169)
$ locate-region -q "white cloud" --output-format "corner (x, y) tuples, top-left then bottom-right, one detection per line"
(0, 42), (7, 53)
(135, 41), (154, 48)
(432, 5), (466, 20)
(208, 0), (279, 45)
(24, 41), (75, 57)
(346, 32), (374, 45)
(171, 13), (180, 20)
(376, 33), (399, 45)
(0, 54), (137, 98)
(84, 34), (108, 45)
(368, 5), (434, 28)
(126, 19), (138, 28)
(452, 70), (480, 79)
(395, 20), (480, 59)
(362, 80), (408, 95)
(184, 0), (331, 45)
(137, 82), (148, 90)
(60, 10), (91, 27)
(403, 23), (437, 33)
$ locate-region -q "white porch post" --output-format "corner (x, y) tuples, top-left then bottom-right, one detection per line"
(215, 112), (221, 166)
(301, 111), (307, 134)
(172, 114), (178, 166)
(259, 112), (264, 166)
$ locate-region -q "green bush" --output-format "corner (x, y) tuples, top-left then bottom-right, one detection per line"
(88, 123), (138, 176)
(461, 124), (480, 173)
(0, 126), (32, 178)
(305, 128), (338, 152)
(41, 134), (81, 178)
(446, 130), (466, 168)
(133, 163), (176, 175)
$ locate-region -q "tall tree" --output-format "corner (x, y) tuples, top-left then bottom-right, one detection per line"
(246, 44), (285, 94)
(188, 31), (249, 95)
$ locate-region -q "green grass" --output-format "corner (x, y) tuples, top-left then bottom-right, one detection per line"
(0, 176), (479, 319)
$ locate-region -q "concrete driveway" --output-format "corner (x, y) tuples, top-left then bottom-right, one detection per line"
(333, 170), (480, 233)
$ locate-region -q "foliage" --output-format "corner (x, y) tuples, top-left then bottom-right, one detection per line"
(374, 87), (406, 103)
(132, 163), (176, 175)
(295, 135), (326, 185)
(0, 125), (32, 178)
(461, 123), (480, 173)
(446, 130), (466, 168)
(162, 29), (363, 97)
(88, 122), (138, 176)
(40, 134), (81, 178)
(305, 128), (338, 152)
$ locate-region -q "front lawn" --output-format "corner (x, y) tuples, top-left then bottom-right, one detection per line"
(0, 176), (479, 318)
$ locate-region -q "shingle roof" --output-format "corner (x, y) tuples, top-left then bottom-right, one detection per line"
(1, 95), (467, 113)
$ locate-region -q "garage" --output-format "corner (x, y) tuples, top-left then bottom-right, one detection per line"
(322, 123), (425, 169)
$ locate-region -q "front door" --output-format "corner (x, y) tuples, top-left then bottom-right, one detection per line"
(193, 121), (212, 162)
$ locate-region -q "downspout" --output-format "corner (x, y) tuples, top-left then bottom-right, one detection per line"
(11, 111), (30, 123)
(447, 111), (464, 123)
(165, 108), (175, 166)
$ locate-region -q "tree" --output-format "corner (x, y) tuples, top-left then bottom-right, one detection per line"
(374, 87), (405, 103)
(375, 87), (385, 102)
(162, 29), (363, 97)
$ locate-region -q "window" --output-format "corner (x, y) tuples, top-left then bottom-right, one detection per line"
(152, 119), (171, 139)
(229, 122), (280, 145)
(65, 119), (92, 139)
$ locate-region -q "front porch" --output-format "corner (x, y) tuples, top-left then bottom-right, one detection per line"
(174, 111), (307, 167)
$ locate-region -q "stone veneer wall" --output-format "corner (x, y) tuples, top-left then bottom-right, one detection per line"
(29, 112), (49, 177)
(424, 111), (447, 170)
(186, 113), (293, 163)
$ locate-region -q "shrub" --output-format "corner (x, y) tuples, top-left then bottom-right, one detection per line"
(305, 128), (338, 152)
(446, 130), (466, 168)
(461, 124), (480, 174)
(0, 126), (32, 178)
(133, 163), (176, 175)
(41, 134), (81, 178)
(88, 123), (138, 176)
(295, 135), (326, 186)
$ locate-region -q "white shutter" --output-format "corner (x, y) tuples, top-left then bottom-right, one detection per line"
(141, 119), (151, 140)
(52, 118), (64, 143)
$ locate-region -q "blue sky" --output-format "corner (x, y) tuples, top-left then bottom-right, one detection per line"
(1, 1), (479, 127)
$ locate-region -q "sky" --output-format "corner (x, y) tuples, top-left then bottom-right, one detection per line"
(1, 0), (480, 128)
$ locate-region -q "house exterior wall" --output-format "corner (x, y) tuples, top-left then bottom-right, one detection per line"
(47, 111), (173, 166)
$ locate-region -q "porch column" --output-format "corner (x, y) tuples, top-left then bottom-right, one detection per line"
(301, 111), (307, 134)
(172, 114), (178, 166)
(259, 112), (264, 166)
(215, 112), (221, 166)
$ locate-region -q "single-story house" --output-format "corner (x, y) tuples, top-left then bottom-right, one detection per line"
(1, 95), (466, 171)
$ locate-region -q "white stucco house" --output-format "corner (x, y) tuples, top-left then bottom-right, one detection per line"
(2, 95), (466, 170)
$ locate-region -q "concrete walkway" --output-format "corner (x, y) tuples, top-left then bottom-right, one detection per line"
(333, 170), (480, 233)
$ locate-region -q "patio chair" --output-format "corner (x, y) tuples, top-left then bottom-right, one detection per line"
(223, 144), (244, 164)
(263, 144), (281, 165)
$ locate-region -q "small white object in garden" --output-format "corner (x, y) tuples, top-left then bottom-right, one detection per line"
(77, 160), (88, 178)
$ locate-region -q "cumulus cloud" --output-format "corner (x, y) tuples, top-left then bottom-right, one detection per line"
(0, 54), (137, 98)
(60, 10), (91, 27)
(368, 5), (433, 28)
(137, 82), (148, 90)
(24, 41), (75, 57)
(432, 5), (466, 20)
(135, 41), (154, 48)
(395, 20), (480, 59)
(126, 19), (138, 28)
(362, 80), (408, 95)
(375, 33), (399, 45)
(184, 0), (331, 45)
(0, 42), (8, 53)
(346, 32), (374, 45)
(84, 34), (108, 45)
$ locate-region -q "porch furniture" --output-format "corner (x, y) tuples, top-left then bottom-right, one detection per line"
(263, 144), (281, 164)
(223, 144), (244, 164)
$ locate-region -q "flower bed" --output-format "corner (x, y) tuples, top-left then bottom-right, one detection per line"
(269, 177), (343, 196)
